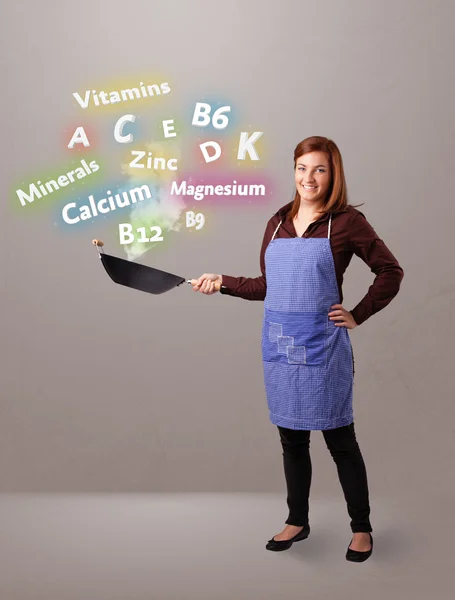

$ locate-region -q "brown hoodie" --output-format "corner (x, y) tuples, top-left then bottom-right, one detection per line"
(219, 201), (404, 326)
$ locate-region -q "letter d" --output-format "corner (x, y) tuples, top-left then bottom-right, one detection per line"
(200, 142), (221, 163)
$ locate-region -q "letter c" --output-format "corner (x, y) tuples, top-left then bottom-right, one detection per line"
(62, 202), (80, 224)
(114, 114), (136, 144)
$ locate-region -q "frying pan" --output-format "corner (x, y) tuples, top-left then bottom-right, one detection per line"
(92, 239), (221, 295)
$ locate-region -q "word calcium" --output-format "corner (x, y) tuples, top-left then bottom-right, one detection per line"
(62, 184), (152, 225)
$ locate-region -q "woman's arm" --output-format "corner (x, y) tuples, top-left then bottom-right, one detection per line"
(219, 220), (275, 301)
(348, 211), (404, 326)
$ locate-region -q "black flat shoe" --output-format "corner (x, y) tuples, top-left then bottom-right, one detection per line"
(266, 525), (310, 552)
(345, 532), (373, 562)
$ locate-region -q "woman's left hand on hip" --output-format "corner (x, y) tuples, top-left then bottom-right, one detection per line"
(328, 304), (358, 329)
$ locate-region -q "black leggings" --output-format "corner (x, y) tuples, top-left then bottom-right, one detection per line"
(278, 422), (372, 533)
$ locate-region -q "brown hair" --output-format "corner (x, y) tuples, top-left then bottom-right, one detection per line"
(290, 136), (364, 220)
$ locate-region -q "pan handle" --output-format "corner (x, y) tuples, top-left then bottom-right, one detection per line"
(187, 279), (222, 292)
(92, 239), (105, 256)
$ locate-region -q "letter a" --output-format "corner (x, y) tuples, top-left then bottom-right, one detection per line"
(68, 126), (90, 148)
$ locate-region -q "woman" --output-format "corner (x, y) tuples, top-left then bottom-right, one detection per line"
(192, 136), (404, 562)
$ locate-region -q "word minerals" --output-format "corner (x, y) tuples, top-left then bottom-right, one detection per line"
(16, 159), (100, 207)
(118, 211), (205, 245)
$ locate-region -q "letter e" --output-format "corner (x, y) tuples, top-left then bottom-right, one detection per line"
(162, 119), (177, 138)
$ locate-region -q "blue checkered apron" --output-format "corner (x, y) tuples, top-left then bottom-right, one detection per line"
(261, 213), (354, 430)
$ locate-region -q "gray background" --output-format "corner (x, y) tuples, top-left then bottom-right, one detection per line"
(1, 1), (454, 599)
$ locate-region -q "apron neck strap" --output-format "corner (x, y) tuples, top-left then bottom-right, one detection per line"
(271, 220), (282, 241)
(271, 212), (332, 242)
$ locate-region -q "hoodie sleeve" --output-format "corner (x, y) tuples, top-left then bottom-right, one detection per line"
(348, 211), (404, 326)
(219, 220), (275, 301)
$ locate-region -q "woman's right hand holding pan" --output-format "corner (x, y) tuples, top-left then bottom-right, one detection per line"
(191, 273), (222, 294)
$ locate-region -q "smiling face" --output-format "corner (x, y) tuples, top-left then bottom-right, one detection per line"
(294, 151), (331, 207)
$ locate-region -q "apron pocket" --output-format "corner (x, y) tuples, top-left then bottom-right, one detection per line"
(277, 335), (294, 354)
(303, 340), (327, 366)
(263, 315), (328, 367)
(268, 322), (283, 343)
(287, 345), (307, 364)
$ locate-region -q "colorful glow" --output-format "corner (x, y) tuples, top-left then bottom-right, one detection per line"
(16, 76), (275, 258)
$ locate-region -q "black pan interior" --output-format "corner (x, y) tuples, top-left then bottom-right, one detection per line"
(100, 254), (185, 295)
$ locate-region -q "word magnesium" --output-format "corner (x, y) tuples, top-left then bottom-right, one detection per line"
(170, 180), (266, 201)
